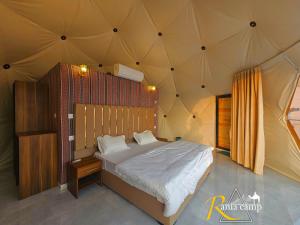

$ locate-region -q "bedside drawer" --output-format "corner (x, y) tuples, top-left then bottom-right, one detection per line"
(77, 161), (101, 178)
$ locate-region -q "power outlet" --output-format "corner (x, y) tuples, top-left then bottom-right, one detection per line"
(60, 183), (68, 192)
(69, 136), (74, 141)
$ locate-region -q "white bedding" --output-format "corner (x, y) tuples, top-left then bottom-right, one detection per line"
(94, 141), (168, 174)
(115, 140), (213, 217)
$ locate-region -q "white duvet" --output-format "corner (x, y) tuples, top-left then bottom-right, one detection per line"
(115, 140), (213, 217)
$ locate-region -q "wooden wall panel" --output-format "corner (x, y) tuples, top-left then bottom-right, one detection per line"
(147, 108), (155, 131)
(18, 132), (57, 199)
(103, 106), (110, 135)
(123, 107), (129, 139)
(95, 105), (103, 138)
(86, 105), (95, 148)
(117, 107), (123, 136)
(139, 108), (146, 132)
(145, 109), (150, 131)
(74, 104), (156, 153)
(75, 104), (85, 150)
(110, 106), (117, 136)
(128, 108), (134, 140)
(133, 108), (139, 132)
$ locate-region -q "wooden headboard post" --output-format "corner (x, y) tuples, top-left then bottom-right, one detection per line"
(74, 104), (156, 159)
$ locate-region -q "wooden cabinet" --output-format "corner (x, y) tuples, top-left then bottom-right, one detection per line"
(14, 81), (50, 133)
(156, 137), (169, 142)
(14, 81), (52, 186)
(68, 157), (102, 198)
(14, 81), (57, 199)
(18, 132), (57, 199)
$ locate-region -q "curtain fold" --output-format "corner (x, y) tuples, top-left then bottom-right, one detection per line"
(230, 67), (265, 175)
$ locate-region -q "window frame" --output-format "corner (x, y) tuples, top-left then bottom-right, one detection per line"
(286, 77), (300, 149)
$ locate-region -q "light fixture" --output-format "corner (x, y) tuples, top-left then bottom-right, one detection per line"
(250, 21), (257, 27)
(3, 64), (10, 69)
(148, 85), (156, 91)
(79, 64), (88, 76)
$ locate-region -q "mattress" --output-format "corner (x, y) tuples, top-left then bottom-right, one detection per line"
(94, 141), (168, 175)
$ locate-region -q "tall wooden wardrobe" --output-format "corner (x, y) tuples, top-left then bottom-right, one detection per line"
(14, 81), (58, 199)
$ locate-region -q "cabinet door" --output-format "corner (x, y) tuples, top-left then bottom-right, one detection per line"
(19, 133), (57, 199)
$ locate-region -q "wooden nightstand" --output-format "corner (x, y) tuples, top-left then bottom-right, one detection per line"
(68, 156), (102, 198)
(156, 137), (169, 142)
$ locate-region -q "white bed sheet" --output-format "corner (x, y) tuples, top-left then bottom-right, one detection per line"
(115, 141), (213, 217)
(95, 140), (213, 217)
(94, 141), (168, 174)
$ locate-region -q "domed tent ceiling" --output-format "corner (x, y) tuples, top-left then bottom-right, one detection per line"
(0, 0), (300, 181)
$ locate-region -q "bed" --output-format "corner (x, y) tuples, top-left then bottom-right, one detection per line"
(74, 104), (213, 225)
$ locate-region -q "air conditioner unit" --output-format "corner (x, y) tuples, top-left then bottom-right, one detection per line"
(113, 64), (144, 82)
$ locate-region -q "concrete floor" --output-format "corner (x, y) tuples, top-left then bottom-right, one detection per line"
(1, 153), (300, 225)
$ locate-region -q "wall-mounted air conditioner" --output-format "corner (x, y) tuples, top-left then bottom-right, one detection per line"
(113, 64), (144, 82)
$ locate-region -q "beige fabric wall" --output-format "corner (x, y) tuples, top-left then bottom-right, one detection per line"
(158, 97), (216, 146)
(0, 0), (300, 181)
(261, 49), (300, 182)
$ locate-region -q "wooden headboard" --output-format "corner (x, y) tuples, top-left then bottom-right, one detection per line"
(74, 104), (156, 159)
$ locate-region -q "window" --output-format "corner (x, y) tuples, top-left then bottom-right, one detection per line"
(287, 79), (300, 148)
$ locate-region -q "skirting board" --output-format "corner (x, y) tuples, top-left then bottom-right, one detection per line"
(265, 163), (300, 183)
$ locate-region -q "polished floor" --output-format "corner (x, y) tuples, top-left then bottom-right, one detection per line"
(1, 153), (300, 225)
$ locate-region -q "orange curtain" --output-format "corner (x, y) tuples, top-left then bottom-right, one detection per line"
(230, 67), (265, 175)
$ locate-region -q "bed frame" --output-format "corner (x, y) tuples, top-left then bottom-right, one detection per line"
(74, 104), (212, 225)
(102, 165), (212, 225)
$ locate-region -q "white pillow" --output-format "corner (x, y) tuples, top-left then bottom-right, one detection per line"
(133, 130), (157, 145)
(96, 136), (104, 153)
(97, 135), (129, 155)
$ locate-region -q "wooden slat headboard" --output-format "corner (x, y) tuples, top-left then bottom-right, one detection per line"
(74, 104), (156, 158)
